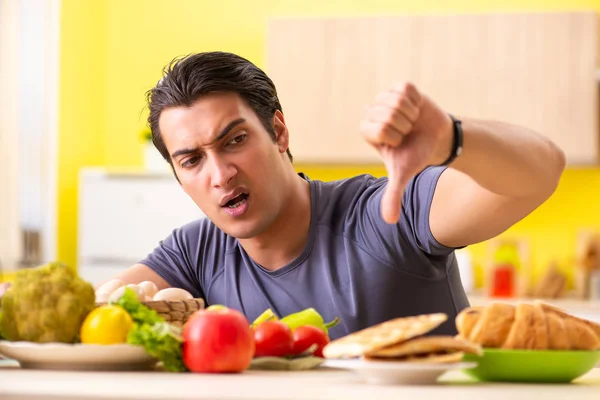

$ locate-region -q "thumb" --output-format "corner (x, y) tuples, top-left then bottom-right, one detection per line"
(381, 155), (407, 224)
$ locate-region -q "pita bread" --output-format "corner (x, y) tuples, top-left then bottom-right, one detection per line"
(322, 313), (447, 359)
(404, 352), (465, 364)
(366, 335), (482, 358)
(365, 351), (465, 364)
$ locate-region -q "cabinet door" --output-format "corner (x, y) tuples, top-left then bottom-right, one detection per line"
(266, 12), (599, 164)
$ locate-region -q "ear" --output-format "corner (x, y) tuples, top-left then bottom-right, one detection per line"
(272, 110), (290, 154)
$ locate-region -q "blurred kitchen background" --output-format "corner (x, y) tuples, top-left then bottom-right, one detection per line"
(1, 0), (600, 313)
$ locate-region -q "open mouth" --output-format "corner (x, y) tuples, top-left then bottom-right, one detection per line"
(223, 193), (249, 209)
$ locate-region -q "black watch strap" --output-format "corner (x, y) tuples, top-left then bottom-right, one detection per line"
(438, 114), (464, 166)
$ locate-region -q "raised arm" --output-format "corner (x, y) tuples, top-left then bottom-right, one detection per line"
(429, 118), (565, 248)
(361, 82), (565, 248)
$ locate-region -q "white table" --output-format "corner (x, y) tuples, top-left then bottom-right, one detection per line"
(1, 361), (599, 400)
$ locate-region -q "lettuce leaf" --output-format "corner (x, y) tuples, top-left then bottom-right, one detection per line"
(111, 287), (187, 372)
(127, 321), (187, 372)
(111, 287), (162, 325)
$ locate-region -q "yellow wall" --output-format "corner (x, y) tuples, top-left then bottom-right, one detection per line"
(58, 0), (600, 286)
(57, 1), (107, 269)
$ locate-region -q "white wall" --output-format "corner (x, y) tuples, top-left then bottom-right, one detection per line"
(0, 0), (60, 270)
(19, 0), (60, 263)
(0, 0), (23, 270)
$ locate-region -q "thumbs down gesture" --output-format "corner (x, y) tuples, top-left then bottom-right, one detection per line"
(360, 82), (455, 224)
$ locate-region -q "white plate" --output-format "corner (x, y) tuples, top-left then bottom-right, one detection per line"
(250, 356), (325, 371)
(323, 358), (477, 385)
(0, 340), (157, 371)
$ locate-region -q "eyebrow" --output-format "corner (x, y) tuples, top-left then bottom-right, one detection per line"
(170, 118), (246, 159)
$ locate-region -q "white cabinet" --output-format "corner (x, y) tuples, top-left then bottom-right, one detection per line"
(77, 168), (204, 286)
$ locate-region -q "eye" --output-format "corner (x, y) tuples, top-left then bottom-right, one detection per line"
(181, 155), (201, 168)
(227, 133), (247, 146)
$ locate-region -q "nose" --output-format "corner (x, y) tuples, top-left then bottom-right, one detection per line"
(207, 153), (236, 188)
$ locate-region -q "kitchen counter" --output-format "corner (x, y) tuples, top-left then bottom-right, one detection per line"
(1, 362), (599, 400)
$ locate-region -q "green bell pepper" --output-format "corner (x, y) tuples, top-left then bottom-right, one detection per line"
(280, 308), (340, 335)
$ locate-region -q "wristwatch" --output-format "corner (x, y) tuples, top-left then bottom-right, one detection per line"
(439, 114), (464, 166)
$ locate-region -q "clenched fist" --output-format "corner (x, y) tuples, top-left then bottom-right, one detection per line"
(360, 82), (455, 224)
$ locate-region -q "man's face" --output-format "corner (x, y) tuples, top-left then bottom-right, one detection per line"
(159, 93), (290, 239)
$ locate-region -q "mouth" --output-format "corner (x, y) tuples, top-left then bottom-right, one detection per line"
(222, 192), (249, 209)
(220, 191), (250, 218)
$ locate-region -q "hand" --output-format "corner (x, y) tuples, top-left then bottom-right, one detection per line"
(360, 82), (454, 224)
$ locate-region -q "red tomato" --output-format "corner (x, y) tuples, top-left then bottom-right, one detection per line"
(292, 325), (330, 358)
(182, 308), (255, 373)
(253, 321), (294, 357)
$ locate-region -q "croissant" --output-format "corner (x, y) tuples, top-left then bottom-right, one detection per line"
(456, 300), (600, 351)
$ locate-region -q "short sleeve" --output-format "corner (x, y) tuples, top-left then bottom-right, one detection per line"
(346, 166), (458, 275)
(139, 222), (205, 299)
(399, 166), (458, 256)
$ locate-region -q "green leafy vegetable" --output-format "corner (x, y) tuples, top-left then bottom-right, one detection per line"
(111, 287), (162, 325)
(128, 322), (187, 372)
(111, 288), (187, 372)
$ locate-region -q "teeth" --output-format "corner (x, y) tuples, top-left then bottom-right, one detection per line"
(228, 198), (245, 208)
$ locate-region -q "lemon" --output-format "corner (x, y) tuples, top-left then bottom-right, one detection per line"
(80, 305), (133, 345)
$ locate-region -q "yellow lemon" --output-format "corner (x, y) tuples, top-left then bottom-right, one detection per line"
(80, 305), (133, 345)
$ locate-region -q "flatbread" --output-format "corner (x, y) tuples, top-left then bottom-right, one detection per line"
(322, 313), (447, 359)
(404, 352), (465, 364)
(365, 351), (465, 364)
(366, 335), (482, 358)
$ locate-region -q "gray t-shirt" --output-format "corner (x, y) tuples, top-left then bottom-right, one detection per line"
(140, 166), (470, 340)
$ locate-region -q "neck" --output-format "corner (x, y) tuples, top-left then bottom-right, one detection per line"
(238, 168), (311, 271)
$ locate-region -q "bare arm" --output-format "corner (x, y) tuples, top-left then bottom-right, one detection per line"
(430, 118), (565, 248)
(95, 264), (171, 291)
(361, 82), (565, 248)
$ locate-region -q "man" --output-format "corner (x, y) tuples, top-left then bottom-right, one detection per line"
(112, 51), (565, 339)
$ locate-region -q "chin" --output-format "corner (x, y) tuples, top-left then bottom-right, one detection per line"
(223, 226), (261, 239)
(215, 220), (265, 239)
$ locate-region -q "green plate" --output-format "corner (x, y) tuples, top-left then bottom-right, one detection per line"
(463, 348), (600, 383)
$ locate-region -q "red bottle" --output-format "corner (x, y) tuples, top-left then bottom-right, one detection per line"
(489, 243), (519, 298)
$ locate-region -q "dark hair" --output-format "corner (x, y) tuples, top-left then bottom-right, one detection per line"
(146, 51), (293, 167)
